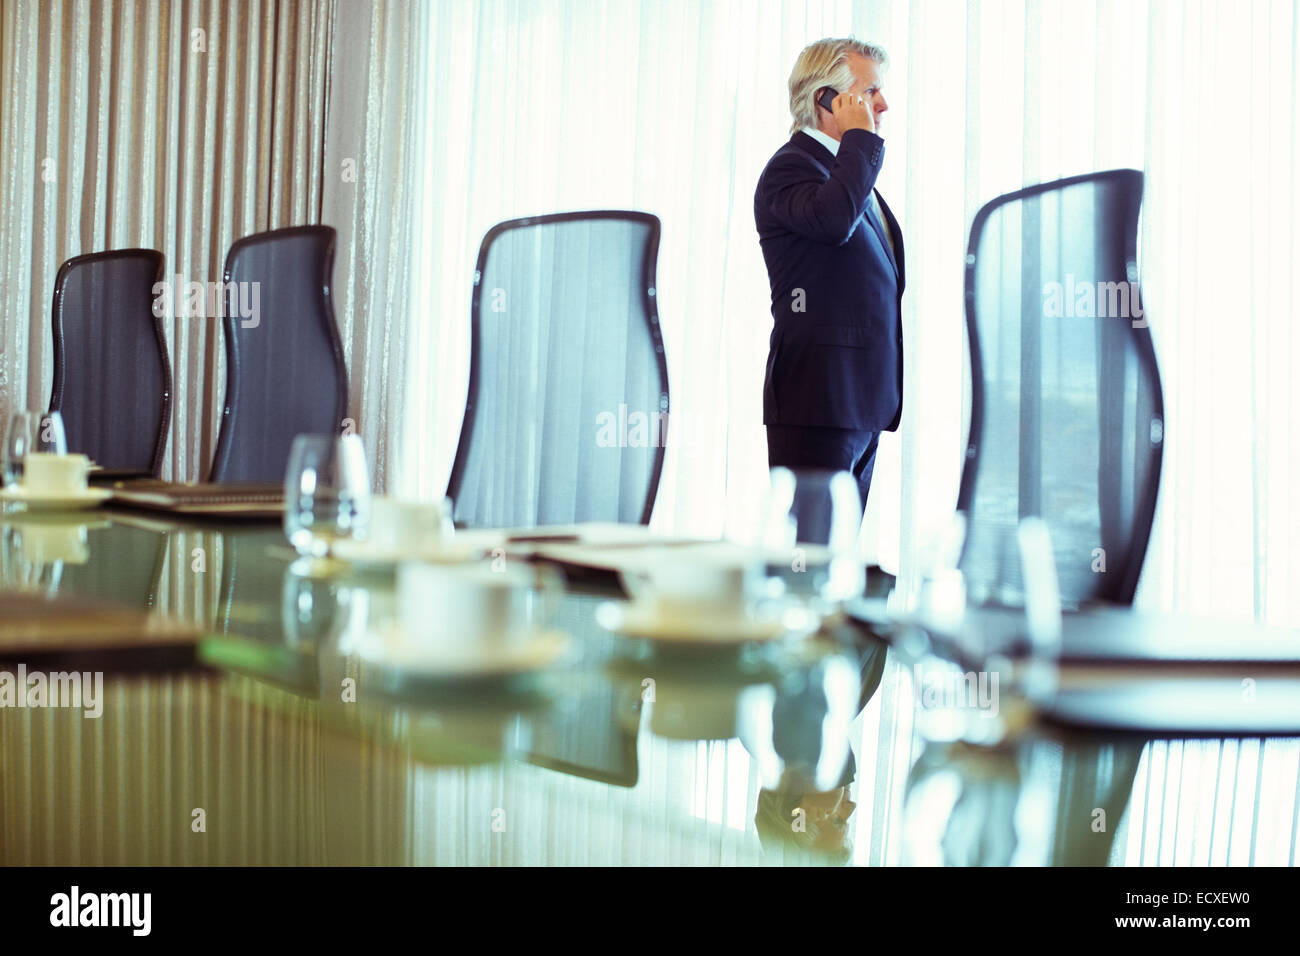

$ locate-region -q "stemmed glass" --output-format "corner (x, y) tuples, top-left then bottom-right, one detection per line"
(758, 467), (866, 612)
(283, 434), (371, 570)
(3, 411), (68, 489)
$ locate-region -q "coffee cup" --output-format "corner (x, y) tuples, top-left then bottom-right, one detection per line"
(362, 496), (453, 556)
(22, 453), (90, 494)
(386, 562), (557, 663)
(623, 545), (764, 624)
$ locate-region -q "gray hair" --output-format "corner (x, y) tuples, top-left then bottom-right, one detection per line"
(788, 37), (888, 134)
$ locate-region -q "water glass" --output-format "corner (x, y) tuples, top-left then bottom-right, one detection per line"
(283, 434), (371, 559)
(3, 411), (67, 488)
(758, 468), (866, 609)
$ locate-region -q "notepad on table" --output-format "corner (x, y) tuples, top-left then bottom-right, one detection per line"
(107, 480), (284, 518)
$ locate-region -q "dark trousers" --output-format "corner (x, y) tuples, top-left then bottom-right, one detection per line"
(766, 424), (880, 513)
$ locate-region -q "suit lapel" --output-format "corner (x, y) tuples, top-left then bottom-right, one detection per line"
(874, 190), (904, 289)
(865, 194), (898, 278)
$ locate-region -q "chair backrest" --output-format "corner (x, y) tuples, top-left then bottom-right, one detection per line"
(447, 211), (669, 528)
(209, 226), (347, 484)
(49, 249), (170, 474)
(958, 169), (1164, 608)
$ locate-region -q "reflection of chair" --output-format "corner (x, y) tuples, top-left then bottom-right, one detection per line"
(57, 523), (170, 608)
(904, 735), (1144, 866)
(215, 530), (293, 643)
(49, 249), (171, 475)
(958, 170), (1164, 607)
(209, 226), (347, 484)
(1048, 739), (1143, 865)
(524, 594), (639, 787)
(447, 212), (669, 528)
(211, 528), (321, 696)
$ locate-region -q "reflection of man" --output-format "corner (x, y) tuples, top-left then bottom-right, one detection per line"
(751, 624), (889, 864)
(755, 785), (856, 863)
(755, 38), (904, 510)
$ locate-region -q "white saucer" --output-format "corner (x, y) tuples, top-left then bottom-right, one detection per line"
(332, 537), (476, 569)
(357, 621), (570, 678)
(0, 487), (111, 512)
(596, 600), (816, 646)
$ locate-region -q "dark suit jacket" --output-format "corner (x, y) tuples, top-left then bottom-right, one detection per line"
(754, 128), (905, 431)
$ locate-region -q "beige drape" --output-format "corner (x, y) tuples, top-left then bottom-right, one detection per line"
(0, 6), (426, 856)
(321, 0), (423, 496)
(1, 0), (420, 490)
(1, 0), (336, 482)
(1, 0), (426, 621)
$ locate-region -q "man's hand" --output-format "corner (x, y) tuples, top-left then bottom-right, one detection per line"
(832, 92), (876, 136)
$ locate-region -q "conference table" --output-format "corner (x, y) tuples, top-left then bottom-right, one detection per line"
(1, 507), (1298, 867)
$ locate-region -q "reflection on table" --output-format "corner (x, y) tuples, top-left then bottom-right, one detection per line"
(1, 510), (1298, 866)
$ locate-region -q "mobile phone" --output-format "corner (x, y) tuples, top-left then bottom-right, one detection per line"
(817, 87), (838, 112)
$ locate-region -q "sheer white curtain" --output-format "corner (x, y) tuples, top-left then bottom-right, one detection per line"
(402, 0), (1300, 630)
(402, 0), (860, 538)
(1137, 0), (1300, 628)
(400, 0), (1300, 866)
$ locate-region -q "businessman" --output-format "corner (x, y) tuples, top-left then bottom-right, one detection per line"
(755, 38), (904, 512)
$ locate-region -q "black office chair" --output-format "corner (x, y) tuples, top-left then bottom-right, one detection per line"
(958, 169), (1164, 607)
(48, 249), (171, 475)
(447, 211), (669, 528)
(209, 226), (347, 484)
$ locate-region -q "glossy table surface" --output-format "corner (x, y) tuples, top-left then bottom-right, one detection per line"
(2, 508), (1299, 866)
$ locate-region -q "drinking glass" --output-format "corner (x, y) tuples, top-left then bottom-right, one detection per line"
(3, 411), (67, 488)
(758, 468), (866, 610)
(283, 434), (371, 560)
